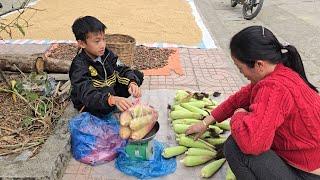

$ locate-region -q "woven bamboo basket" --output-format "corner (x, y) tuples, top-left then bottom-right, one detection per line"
(105, 34), (136, 67)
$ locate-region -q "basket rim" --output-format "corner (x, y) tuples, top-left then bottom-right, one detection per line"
(105, 33), (136, 45)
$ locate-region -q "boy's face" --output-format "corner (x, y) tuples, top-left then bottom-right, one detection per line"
(78, 31), (106, 59)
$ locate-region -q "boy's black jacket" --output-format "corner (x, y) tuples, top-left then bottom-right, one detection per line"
(69, 48), (141, 116)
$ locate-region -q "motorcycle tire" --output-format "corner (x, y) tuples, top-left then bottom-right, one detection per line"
(242, 0), (264, 20)
(231, 0), (237, 7)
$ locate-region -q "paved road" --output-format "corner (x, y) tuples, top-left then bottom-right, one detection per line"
(195, 0), (320, 88)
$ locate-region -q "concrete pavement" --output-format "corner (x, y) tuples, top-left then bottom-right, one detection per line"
(195, 0), (320, 87)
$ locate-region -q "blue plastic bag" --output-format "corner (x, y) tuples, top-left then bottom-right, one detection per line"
(115, 140), (177, 179)
(69, 112), (126, 165)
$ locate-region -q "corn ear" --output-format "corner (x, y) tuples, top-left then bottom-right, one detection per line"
(130, 120), (156, 140)
(201, 158), (226, 178)
(180, 155), (214, 167)
(129, 114), (154, 131)
(174, 90), (193, 104)
(177, 135), (214, 151)
(173, 124), (191, 134)
(172, 105), (191, 112)
(200, 131), (211, 139)
(170, 110), (203, 120)
(205, 105), (217, 110)
(119, 126), (131, 139)
(174, 90), (190, 101)
(185, 148), (217, 157)
(209, 125), (223, 134)
(215, 121), (231, 131)
(204, 108), (213, 112)
(203, 97), (214, 105)
(172, 119), (201, 125)
(212, 100), (218, 106)
(226, 165), (236, 180)
(184, 101), (207, 108)
(119, 111), (133, 126)
(181, 103), (209, 116)
(131, 104), (153, 118)
(162, 146), (188, 158)
(206, 137), (227, 146)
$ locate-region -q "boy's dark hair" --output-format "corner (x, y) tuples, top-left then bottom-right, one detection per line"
(71, 16), (106, 41)
(230, 26), (318, 92)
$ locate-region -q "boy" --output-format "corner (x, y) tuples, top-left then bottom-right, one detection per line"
(69, 16), (143, 117)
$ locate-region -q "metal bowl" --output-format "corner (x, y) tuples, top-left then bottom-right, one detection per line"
(128, 121), (160, 144)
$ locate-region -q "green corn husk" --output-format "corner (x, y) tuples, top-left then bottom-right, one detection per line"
(201, 158), (226, 178)
(215, 121), (231, 131)
(200, 131), (211, 139)
(185, 148), (217, 157)
(211, 99), (219, 106)
(205, 105), (217, 110)
(181, 103), (209, 116)
(177, 135), (214, 151)
(205, 137), (228, 146)
(204, 108), (214, 112)
(170, 110), (203, 120)
(171, 119), (202, 125)
(174, 90), (190, 101)
(172, 105), (191, 112)
(184, 101), (207, 108)
(162, 146), (188, 158)
(209, 125), (224, 134)
(226, 165), (236, 180)
(180, 155), (214, 167)
(173, 124), (191, 134)
(203, 97), (214, 106)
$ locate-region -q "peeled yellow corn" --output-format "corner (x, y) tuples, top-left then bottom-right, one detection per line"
(129, 114), (154, 131)
(130, 120), (156, 140)
(119, 111), (133, 126)
(130, 104), (153, 118)
(119, 126), (131, 139)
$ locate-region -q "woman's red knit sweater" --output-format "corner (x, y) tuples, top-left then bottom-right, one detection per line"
(211, 64), (320, 171)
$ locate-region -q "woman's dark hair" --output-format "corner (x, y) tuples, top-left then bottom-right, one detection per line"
(230, 26), (318, 92)
(71, 16), (106, 41)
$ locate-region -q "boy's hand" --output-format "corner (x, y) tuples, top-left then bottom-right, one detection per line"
(109, 96), (133, 112)
(128, 82), (141, 98)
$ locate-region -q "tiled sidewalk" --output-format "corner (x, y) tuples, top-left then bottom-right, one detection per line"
(142, 48), (245, 94)
(62, 48), (246, 180)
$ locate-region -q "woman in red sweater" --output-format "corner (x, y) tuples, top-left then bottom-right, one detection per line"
(186, 26), (320, 180)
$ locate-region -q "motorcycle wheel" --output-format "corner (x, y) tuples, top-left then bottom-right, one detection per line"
(231, 0), (237, 7)
(242, 0), (264, 20)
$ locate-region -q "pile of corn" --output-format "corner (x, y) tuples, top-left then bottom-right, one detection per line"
(163, 90), (236, 179)
(119, 104), (158, 140)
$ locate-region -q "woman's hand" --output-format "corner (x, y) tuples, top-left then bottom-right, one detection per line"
(128, 82), (141, 98)
(185, 115), (215, 140)
(234, 108), (248, 114)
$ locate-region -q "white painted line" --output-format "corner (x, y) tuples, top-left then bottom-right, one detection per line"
(187, 0), (217, 48)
